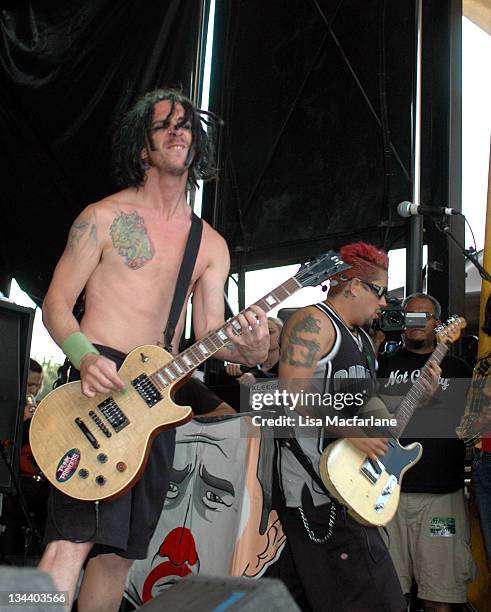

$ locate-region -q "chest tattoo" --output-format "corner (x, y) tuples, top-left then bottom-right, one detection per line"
(109, 211), (155, 269)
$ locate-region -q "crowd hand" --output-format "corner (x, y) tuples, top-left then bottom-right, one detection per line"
(348, 437), (388, 461)
(225, 363), (243, 377)
(419, 361), (441, 405)
(237, 372), (256, 386)
(225, 305), (269, 363)
(371, 330), (385, 355)
(23, 395), (37, 421)
(79, 353), (125, 398)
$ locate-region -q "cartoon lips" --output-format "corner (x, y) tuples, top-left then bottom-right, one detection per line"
(142, 527), (199, 603)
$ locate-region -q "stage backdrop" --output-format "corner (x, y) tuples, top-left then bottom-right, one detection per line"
(0, 0), (201, 301)
(204, 0), (463, 320)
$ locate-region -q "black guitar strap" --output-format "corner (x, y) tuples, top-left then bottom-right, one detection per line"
(357, 328), (376, 380)
(163, 212), (203, 352)
(278, 436), (331, 496)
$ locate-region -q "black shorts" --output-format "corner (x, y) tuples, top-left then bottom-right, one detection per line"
(274, 486), (406, 612)
(44, 345), (176, 560)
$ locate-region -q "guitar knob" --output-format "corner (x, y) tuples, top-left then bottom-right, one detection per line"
(97, 453), (108, 464)
(116, 462), (127, 472)
(95, 475), (106, 486)
(78, 469), (89, 479)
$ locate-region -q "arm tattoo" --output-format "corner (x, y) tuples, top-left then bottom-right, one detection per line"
(294, 315), (321, 335)
(110, 211), (155, 270)
(67, 213), (97, 254)
(281, 314), (321, 368)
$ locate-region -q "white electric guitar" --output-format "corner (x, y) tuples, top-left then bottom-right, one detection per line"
(319, 316), (466, 526)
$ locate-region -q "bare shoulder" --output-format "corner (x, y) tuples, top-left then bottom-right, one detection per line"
(90, 189), (136, 219)
(280, 305), (334, 369)
(201, 219), (230, 262)
(283, 305), (331, 338)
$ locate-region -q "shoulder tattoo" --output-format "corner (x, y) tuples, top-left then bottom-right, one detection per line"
(67, 212), (97, 254)
(109, 211), (155, 269)
(281, 314), (321, 368)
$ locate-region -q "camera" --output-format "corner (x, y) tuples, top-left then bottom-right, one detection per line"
(377, 298), (429, 333)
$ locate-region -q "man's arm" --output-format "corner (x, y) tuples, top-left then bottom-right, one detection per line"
(192, 232), (269, 366)
(279, 307), (388, 460)
(43, 205), (124, 397)
(279, 307), (331, 407)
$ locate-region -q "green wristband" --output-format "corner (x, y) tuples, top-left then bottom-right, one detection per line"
(61, 332), (100, 370)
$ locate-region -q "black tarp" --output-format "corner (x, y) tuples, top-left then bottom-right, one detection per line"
(0, 0), (462, 316)
(0, 0), (200, 302)
(205, 0), (461, 288)
(205, 0), (414, 271)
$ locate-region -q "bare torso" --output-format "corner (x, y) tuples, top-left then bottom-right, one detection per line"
(78, 191), (221, 354)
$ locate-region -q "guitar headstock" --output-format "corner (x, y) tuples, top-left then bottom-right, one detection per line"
(435, 315), (466, 345)
(294, 250), (352, 288)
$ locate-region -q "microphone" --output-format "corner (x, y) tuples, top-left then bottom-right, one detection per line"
(397, 201), (461, 218)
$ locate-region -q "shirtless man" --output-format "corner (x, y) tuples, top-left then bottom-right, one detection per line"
(38, 88), (268, 611)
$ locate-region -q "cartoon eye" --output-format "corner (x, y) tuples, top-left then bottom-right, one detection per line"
(202, 490), (232, 511)
(167, 482), (179, 500)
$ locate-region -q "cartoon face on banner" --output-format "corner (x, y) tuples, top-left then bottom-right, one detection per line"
(125, 416), (285, 606)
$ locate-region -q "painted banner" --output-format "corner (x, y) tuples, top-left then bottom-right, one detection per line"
(125, 415), (285, 607)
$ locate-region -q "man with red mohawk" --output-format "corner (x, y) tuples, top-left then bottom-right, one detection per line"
(274, 242), (406, 611)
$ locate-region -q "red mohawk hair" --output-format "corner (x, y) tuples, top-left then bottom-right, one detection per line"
(330, 242), (388, 294)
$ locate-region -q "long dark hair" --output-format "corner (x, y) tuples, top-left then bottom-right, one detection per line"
(113, 88), (220, 190)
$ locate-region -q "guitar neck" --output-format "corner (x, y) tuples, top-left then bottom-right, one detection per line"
(148, 276), (302, 388)
(390, 342), (449, 438)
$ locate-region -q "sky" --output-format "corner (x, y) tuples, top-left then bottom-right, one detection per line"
(6, 17), (490, 365)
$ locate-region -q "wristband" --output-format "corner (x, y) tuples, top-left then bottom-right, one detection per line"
(61, 332), (99, 370)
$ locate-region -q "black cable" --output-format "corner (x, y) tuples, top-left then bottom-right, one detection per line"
(0, 442), (43, 556)
(463, 215), (477, 254)
(378, 0), (395, 252)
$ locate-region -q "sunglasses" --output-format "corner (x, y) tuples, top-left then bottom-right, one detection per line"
(359, 280), (389, 298)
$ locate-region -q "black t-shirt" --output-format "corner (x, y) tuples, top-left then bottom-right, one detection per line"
(377, 347), (471, 493)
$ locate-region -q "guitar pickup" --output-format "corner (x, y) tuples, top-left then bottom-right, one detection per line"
(97, 398), (129, 433)
(132, 374), (162, 408)
(360, 458), (383, 484)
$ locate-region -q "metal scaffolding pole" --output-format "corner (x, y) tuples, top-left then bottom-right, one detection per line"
(406, 0), (424, 295)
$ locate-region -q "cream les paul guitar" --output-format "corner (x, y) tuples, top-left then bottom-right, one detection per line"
(318, 316), (466, 527)
(30, 251), (350, 502)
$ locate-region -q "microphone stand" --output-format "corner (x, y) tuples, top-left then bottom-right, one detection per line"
(435, 218), (491, 284)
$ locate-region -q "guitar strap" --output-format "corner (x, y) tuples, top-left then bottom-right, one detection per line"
(279, 435), (331, 496)
(358, 329), (377, 382)
(163, 212), (203, 352)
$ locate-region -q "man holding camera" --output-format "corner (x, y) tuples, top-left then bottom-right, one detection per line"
(377, 293), (475, 611)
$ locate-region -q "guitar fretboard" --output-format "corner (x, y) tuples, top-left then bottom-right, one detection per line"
(148, 276), (302, 390)
(388, 342), (449, 438)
